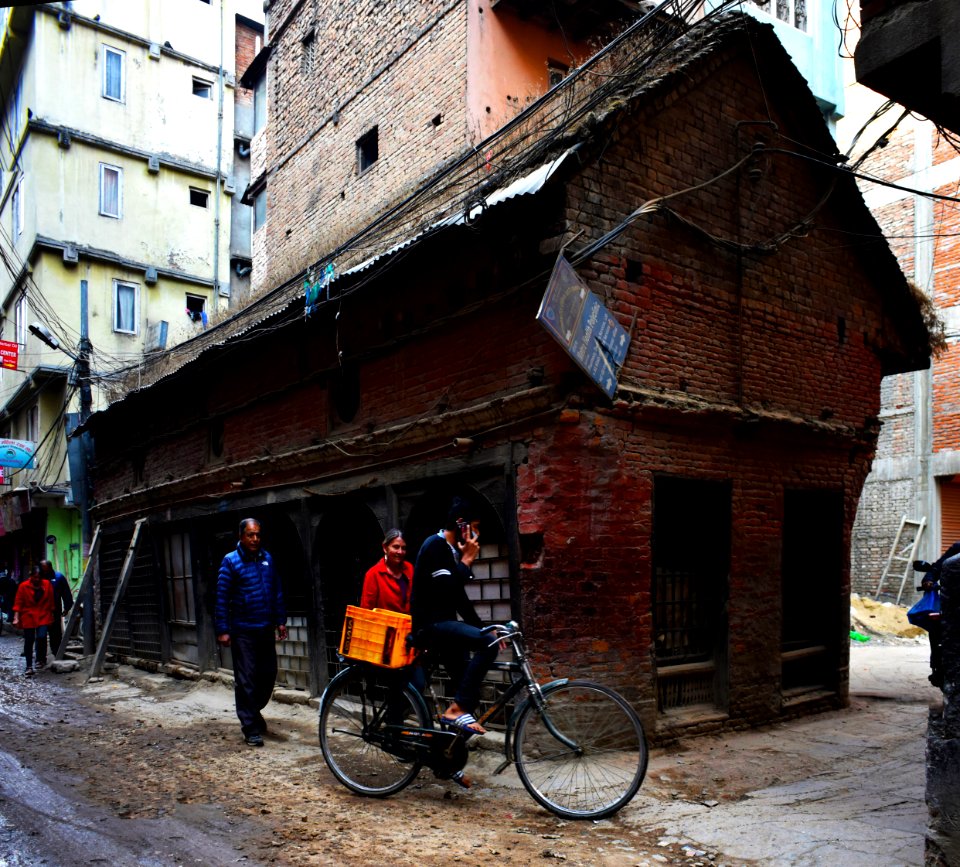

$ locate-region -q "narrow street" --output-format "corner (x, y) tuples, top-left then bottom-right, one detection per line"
(0, 630), (939, 866)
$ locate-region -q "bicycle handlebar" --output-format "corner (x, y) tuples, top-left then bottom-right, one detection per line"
(482, 621), (522, 648)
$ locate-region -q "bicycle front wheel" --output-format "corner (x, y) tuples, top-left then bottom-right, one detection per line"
(318, 665), (428, 797)
(514, 680), (647, 819)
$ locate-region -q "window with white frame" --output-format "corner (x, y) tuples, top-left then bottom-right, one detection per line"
(253, 187), (266, 231)
(113, 280), (139, 334)
(8, 78), (22, 145)
(102, 45), (125, 102)
(11, 176), (23, 238)
(750, 0), (806, 31)
(14, 295), (27, 346)
(99, 163), (122, 218)
(192, 77), (212, 99)
(189, 187), (210, 208)
(27, 403), (38, 444)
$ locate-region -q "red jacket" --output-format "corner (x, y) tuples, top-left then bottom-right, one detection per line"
(14, 577), (54, 629)
(361, 559), (413, 613)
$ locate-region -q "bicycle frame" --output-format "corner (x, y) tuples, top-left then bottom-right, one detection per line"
(402, 621), (580, 773)
(320, 619), (649, 818)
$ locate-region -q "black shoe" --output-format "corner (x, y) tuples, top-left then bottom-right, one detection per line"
(244, 733), (264, 747)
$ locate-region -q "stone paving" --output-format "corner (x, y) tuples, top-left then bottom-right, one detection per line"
(615, 642), (940, 866)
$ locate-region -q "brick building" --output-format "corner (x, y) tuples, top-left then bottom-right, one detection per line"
(846, 2), (960, 863)
(845, 108), (960, 593)
(81, 12), (928, 739)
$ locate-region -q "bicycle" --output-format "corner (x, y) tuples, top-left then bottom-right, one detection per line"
(318, 620), (648, 820)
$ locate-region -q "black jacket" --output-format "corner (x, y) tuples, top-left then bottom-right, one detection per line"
(410, 532), (480, 639)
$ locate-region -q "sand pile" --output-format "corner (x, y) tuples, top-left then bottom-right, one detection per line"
(851, 592), (927, 640)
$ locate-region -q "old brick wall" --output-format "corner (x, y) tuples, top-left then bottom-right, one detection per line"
(235, 17), (260, 116)
(850, 116), (960, 586)
(511, 50), (889, 725)
(257, 0), (469, 290)
(90, 26), (917, 732)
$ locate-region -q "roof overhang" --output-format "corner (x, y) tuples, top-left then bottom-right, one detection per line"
(0, 366), (69, 425)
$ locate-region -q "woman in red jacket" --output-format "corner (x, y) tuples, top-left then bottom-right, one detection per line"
(13, 566), (54, 676)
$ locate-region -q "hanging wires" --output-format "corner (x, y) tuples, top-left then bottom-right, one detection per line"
(114, 0), (750, 395)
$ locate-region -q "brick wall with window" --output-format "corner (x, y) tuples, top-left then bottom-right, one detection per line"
(86, 20), (925, 733)
(255, 0), (468, 289)
(849, 115), (960, 588)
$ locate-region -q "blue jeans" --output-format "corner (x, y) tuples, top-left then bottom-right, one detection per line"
(424, 621), (498, 714)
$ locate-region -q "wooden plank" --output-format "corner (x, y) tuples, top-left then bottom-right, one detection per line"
(88, 519), (146, 679)
(55, 524), (101, 662)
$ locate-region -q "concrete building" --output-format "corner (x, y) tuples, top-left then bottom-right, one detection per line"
(0, 0), (262, 583)
(80, 10), (928, 737)
(707, 0), (844, 130)
(846, 2), (960, 864)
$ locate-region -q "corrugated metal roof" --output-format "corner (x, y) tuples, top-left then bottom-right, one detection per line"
(338, 146), (578, 281)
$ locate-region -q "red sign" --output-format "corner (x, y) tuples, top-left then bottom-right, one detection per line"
(0, 340), (18, 371)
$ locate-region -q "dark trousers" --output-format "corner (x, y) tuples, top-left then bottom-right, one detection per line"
(231, 627), (278, 735)
(49, 615), (63, 657)
(22, 626), (48, 669)
(426, 620), (498, 714)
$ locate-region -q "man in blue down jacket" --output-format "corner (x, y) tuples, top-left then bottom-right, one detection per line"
(216, 518), (287, 747)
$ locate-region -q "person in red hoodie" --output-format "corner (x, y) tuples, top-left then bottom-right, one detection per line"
(13, 565), (54, 676)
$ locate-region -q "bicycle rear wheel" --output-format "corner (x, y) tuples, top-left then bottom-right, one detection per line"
(514, 680), (647, 819)
(319, 665), (428, 797)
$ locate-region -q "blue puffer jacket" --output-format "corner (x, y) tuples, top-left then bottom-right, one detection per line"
(215, 543), (287, 634)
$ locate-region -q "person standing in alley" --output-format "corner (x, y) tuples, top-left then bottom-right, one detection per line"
(39, 560), (73, 657)
(216, 518), (287, 747)
(12, 565), (54, 675)
(361, 528), (414, 614)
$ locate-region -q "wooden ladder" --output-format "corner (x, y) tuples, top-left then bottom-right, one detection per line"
(875, 516), (926, 605)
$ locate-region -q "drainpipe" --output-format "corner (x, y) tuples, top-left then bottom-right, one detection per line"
(212, 0), (225, 314)
(914, 124), (935, 556)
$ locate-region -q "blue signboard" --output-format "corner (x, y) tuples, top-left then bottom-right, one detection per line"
(536, 255), (631, 398)
(0, 438), (36, 469)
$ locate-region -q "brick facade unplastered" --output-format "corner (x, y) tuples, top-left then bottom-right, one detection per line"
(87, 30), (922, 733)
(252, 0), (468, 293)
(850, 114), (960, 588)
(234, 18), (260, 118)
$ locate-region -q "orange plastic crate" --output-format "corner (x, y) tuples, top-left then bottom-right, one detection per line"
(339, 605), (414, 668)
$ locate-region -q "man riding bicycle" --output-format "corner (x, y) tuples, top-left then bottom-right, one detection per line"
(410, 496), (498, 736)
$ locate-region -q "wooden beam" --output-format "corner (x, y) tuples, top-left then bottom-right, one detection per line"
(55, 524), (101, 662)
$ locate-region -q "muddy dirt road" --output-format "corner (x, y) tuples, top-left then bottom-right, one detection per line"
(0, 631), (727, 867)
(0, 630), (938, 866)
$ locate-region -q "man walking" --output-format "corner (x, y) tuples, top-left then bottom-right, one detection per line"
(216, 519), (287, 747)
(39, 560), (73, 657)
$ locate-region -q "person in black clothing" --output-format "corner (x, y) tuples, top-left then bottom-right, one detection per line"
(39, 560), (73, 656)
(916, 541), (960, 689)
(410, 496), (498, 736)
(0, 569), (15, 633)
